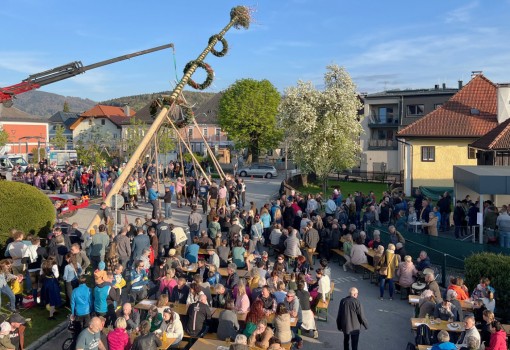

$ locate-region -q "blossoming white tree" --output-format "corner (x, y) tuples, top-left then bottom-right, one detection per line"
(278, 64), (363, 192)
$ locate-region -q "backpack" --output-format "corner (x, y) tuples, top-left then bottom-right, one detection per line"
(149, 246), (155, 265)
(415, 324), (433, 345)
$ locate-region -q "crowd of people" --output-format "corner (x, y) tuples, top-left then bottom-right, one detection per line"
(4, 157), (509, 350)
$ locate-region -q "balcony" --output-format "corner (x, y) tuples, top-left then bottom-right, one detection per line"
(367, 114), (400, 127)
(367, 139), (398, 150)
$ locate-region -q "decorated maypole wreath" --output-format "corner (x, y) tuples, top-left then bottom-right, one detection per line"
(87, 6), (252, 233)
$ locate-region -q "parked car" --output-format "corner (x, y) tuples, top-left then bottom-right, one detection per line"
(238, 164), (278, 178)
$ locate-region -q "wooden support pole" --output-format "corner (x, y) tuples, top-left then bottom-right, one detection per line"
(178, 137), (187, 202)
(192, 118), (226, 180)
(86, 8), (247, 232)
(167, 115), (210, 185)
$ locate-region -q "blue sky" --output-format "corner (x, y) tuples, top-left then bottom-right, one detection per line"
(1, 0), (510, 101)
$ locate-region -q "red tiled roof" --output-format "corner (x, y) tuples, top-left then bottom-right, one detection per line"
(397, 74), (498, 138)
(470, 118), (510, 150)
(80, 105), (135, 118)
(70, 104), (136, 130)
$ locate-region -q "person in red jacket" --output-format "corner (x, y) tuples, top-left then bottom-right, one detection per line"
(486, 321), (508, 350)
(107, 317), (130, 350)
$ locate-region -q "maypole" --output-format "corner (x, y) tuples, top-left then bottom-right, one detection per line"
(87, 6), (251, 232)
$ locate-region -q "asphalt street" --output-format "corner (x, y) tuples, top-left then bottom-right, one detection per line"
(36, 176), (416, 350)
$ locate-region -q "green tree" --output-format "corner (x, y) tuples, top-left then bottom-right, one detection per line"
(157, 126), (175, 154)
(0, 127), (9, 148)
(124, 118), (148, 157)
(74, 126), (113, 168)
(51, 125), (68, 149)
(278, 65), (363, 192)
(30, 147), (47, 163)
(63, 101), (70, 112)
(219, 79), (282, 163)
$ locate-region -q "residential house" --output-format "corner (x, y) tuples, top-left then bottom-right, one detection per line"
(184, 92), (232, 154)
(48, 111), (80, 149)
(0, 105), (48, 155)
(397, 73), (498, 195)
(469, 84), (510, 166)
(70, 104), (135, 149)
(359, 84), (458, 175)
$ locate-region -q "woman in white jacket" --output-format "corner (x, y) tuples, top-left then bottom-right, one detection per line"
(159, 307), (184, 345)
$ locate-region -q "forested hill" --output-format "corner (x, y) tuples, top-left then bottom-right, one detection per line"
(12, 90), (216, 118)
(13, 91), (96, 117)
(101, 91), (215, 111)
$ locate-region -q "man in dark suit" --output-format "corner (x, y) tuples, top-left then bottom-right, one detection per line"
(337, 287), (368, 350)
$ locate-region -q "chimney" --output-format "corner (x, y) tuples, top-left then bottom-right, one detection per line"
(458, 80), (463, 89)
(497, 84), (510, 124)
(442, 83), (446, 90)
(434, 84), (439, 90)
(124, 105), (131, 117)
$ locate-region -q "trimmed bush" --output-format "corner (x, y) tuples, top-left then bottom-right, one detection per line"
(0, 181), (55, 245)
(465, 252), (510, 321)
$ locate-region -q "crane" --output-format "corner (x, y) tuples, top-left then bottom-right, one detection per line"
(0, 43), (174, 107)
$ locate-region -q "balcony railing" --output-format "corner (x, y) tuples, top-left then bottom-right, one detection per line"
(367, 139), (398, 150)
(367, 114), (399, 126)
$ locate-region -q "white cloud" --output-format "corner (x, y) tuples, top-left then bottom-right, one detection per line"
(444, 1), (478, 23)
(0, 52), (47, 75)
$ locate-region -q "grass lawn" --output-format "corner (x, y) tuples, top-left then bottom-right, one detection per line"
(296, 179), (389, 196)
(0, 299), (68, 346)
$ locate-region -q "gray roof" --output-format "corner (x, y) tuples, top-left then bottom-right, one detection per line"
(453, 165), (510, 194)
(366, 88), (458, 99)
(48, 111), (80, 129)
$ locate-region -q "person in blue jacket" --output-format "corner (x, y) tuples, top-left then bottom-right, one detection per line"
(148, 183), (159, 219)
(130, 259), (149, 303)
(70, 276), (92, 331)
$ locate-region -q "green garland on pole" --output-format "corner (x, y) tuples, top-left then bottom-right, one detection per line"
(209, 35), (229, 57)
(184, 60), (214, 90)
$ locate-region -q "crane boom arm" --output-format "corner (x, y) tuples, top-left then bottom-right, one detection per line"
(0, 43), (174, 105)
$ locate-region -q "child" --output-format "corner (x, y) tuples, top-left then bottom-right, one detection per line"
(94, 261), (107, 285)
(319, 259), (331, 279)
(113, 264), (126, 300)
(10, 275), (23, 309)
(0, 322), (15, 350)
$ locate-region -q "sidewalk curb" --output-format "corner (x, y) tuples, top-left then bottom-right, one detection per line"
(26, 319), (68, 350)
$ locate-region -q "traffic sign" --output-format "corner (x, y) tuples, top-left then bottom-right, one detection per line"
(111, 194), (125, 208)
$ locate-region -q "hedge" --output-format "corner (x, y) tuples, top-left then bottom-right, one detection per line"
(465, 252), (510, 321)
(0, 181), (55, 247)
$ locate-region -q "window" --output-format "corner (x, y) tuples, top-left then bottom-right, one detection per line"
(101, 119), (106, 126)
(88, 119), (93, 126)
(188, 128), (193, 138)
(421, 146), (435, 162)
(215, 128), (221, 137)
(407, 104), (425, 116)
(203, 128), (208, 137)
(377, 107), (394, 123)
(468, 147), (477, 159)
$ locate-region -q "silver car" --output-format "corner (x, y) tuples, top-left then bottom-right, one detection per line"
(238, 164), (278, 178)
